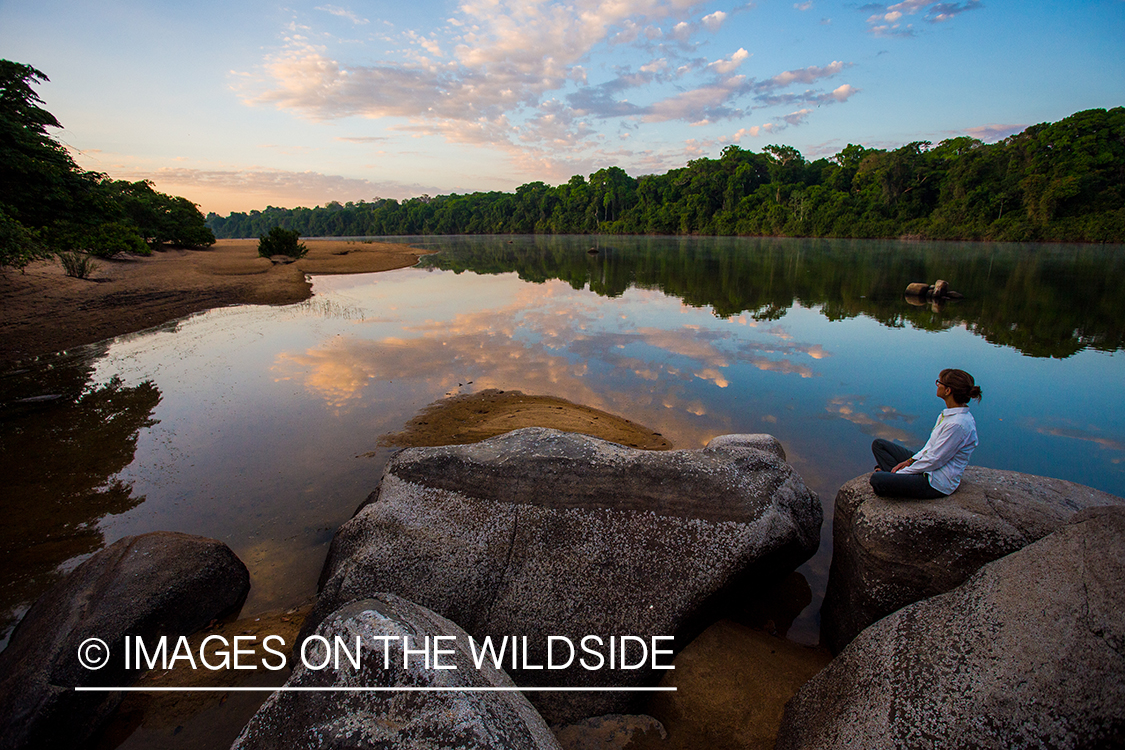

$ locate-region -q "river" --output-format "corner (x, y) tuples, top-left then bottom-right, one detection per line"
(3, 235), (1123, 651)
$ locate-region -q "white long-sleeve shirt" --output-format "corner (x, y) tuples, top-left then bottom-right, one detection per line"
(899, 406), (978, 494)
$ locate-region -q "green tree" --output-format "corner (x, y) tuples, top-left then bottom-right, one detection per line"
(2, 59), (216, 266)
(0, 61), (83, 248)
(258, 226), (307, 258)
(0, 205), (48, 269)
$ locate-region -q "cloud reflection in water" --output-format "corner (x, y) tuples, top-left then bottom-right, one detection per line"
(273, 276), (836, 447)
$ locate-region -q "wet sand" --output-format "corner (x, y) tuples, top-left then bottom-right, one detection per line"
(0, 239), (428, 368)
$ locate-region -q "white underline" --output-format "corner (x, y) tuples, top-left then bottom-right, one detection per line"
(75, 686), (676, 693)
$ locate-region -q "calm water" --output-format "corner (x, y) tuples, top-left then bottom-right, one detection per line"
(3, 235), (1123, 649)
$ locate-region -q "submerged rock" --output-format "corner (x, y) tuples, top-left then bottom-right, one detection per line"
(821, 466), (1124, 653)
(0, 531), (250, 750)
(304, 427), (821, 723)
(777, 506), (1125, 750)
(233, 594), (561, 750)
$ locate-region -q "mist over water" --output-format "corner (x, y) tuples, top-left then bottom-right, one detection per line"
(3, 235), (1123, 649)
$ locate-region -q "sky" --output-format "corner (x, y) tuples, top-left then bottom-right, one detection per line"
(2, 0), (1123, 215)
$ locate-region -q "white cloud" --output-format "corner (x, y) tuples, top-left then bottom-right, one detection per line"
(238, 2), (860, 183)
(783, 108), (813, 125)
(119, 166), (434, 214)
(766, 60), (849, 88)
(730, 122), (779, 140)
(314, 5), (369, 25)
(861, 0), (981, 35)
(794, 1), (812, 10)
(707, 48), (751, 74)
(961, 123), (1026, 142)
(644, 76), (747, 123)
(671, 21), (693, 41)
(702, 10), (728, 31)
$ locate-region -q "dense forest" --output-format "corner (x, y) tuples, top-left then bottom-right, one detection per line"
(0, 60), (214, 270)
(208, 108), (1124, 244)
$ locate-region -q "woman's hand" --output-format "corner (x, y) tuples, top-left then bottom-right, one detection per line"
(892, 459), (912, 473)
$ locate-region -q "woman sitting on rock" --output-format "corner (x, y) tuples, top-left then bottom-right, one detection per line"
(870, 369), (982, 499)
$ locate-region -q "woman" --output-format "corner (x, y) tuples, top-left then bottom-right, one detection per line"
(870, 368), (982, 499)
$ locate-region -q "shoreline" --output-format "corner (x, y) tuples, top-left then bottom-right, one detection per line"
(0, 239), (429, 369)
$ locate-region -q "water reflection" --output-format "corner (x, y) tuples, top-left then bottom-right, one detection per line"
(3, 236), (1123, 654)
(272, 274), (832, 451)
(825, 396), (918, 443)
(416, 236), (1125, 358)
(0, 348), (160, 645)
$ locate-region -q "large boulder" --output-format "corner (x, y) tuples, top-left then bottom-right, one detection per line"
(304, 428), (821, 723)
(233, 594), (561, 750)
(0, 531), (250, 750)
(821, 466), (1124, 653)
(777, 506), (1125, 750)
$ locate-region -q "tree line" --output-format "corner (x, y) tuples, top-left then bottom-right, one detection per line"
(1, 60), (214, 270)
(207, 107), (1124, 244)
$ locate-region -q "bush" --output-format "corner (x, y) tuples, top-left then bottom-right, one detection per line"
(58, 250), (98, 278)
(47, 220), (150, 258)
(0, 208), (49, 270)
(258, 227), (307, 259)
(85, 222), (151, 258)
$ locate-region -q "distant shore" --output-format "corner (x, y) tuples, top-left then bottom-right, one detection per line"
(0, 239), (428, 368)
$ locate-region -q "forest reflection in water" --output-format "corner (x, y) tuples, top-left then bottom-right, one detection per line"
(0, 347), (160, 643)
(2, 235), (1123, 650)
(414, 235), (1125, 358)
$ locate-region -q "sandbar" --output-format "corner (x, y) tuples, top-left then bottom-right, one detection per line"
(0, 239), (429, 367)
(376, 388), (673, 451)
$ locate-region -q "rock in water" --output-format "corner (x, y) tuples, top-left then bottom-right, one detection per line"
(903, 282), (930, 296)
(821, 466), (1124, 653)
(234, 594), (562, 750)
(0, 531), (250, 750)
(777, 507), (1125, 750)
(305, 428), (821, 723)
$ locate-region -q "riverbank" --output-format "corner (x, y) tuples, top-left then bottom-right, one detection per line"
(0, 239), (428, 368)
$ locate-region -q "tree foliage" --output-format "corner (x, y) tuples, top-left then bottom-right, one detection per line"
(0, 59), (214, 269)
(207, 108), (1124, 244)
(258, 226), (307, 258)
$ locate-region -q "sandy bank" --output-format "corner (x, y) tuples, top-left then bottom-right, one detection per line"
(376, 388), (673, 451)
(0, 239), (429, 368)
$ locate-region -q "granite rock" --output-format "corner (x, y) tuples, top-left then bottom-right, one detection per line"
(779, 506), (1125, 750)
(0, 531), (250, 750)
(821, 466), (1124, 653)
(233, 594), (561, 750)
(305, 427), (821, 723)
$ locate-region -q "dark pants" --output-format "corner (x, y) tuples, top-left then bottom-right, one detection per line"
(869, 439), (947, 499)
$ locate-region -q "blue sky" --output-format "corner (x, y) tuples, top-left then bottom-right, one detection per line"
(2, 0), (1122, 214)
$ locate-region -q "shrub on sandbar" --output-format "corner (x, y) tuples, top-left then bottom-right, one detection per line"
(258, 227), (307, 259)
(58, 250), (98, 279)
